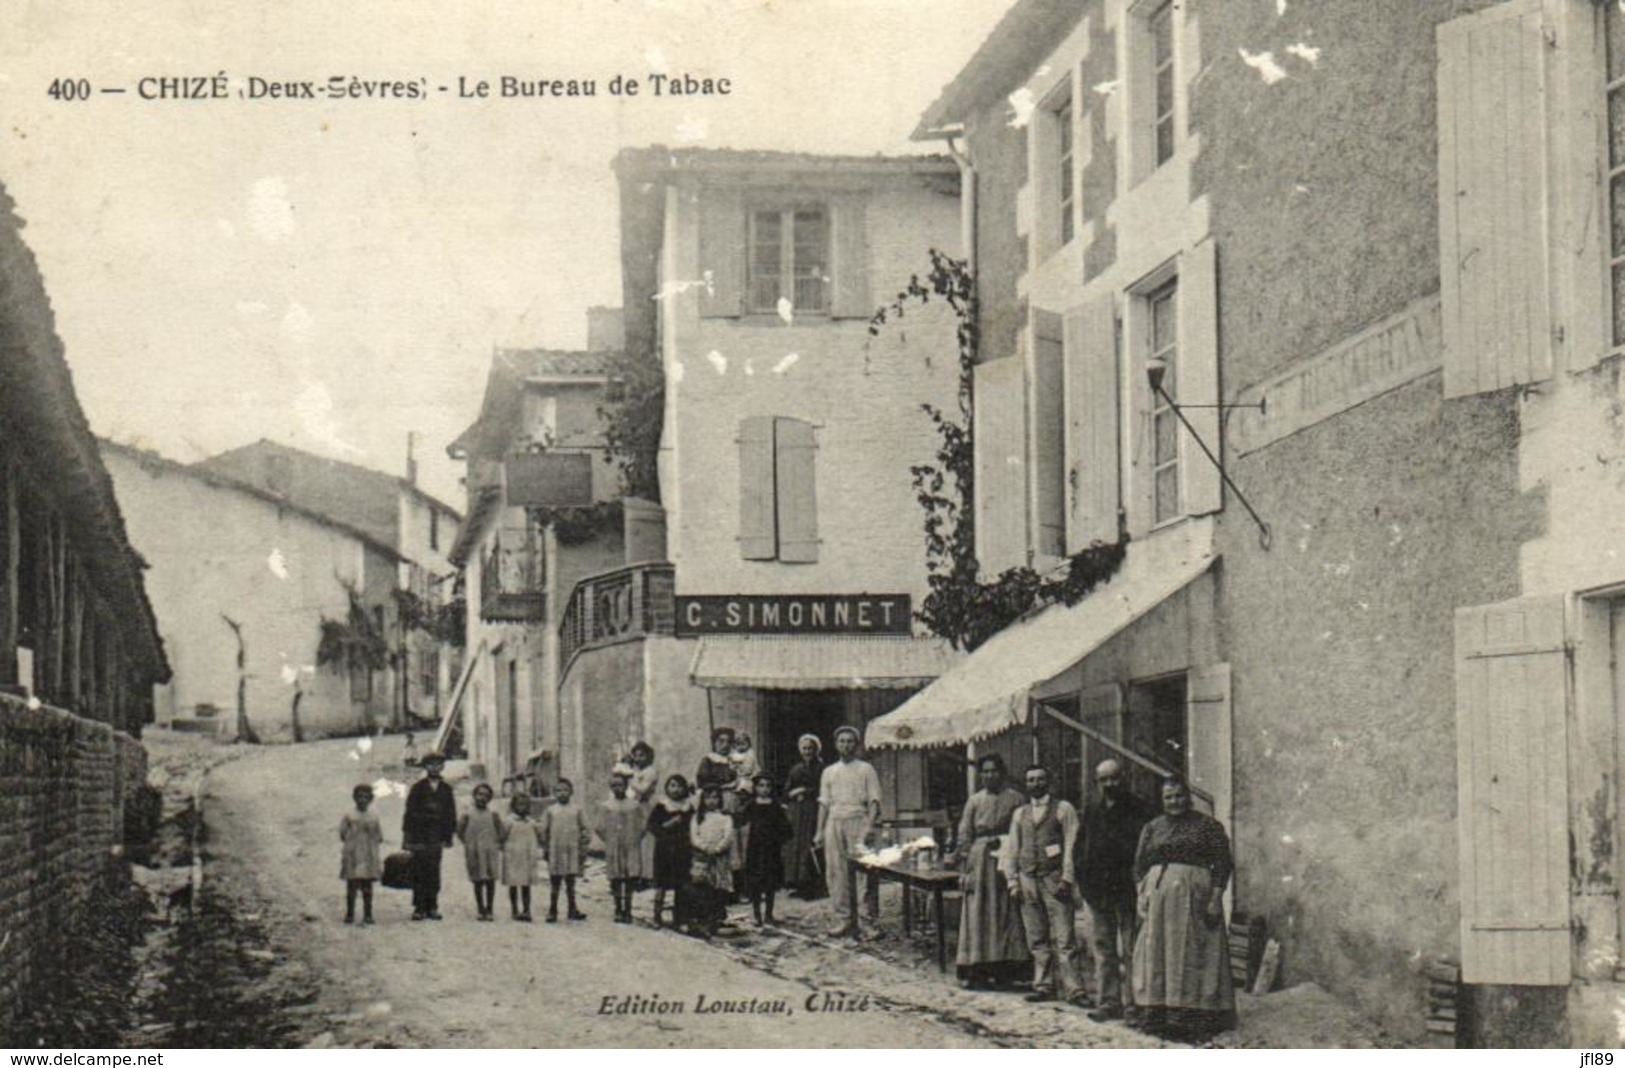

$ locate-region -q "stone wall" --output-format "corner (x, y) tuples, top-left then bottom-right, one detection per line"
(0, 693), (147, 1041)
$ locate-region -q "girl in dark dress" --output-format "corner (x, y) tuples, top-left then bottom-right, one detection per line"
(646, 774), (694, 928)
(737, 773), (794, 926)
(783, 734), (825, 899)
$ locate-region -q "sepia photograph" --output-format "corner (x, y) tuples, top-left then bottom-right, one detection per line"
(0, 0), (1611, 1052)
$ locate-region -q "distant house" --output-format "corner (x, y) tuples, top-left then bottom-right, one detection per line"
(443, 310), (647, 796)
(101, 440), (461, 740)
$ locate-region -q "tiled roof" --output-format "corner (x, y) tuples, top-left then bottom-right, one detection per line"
(913, 0), (1089, 139)
(497, 348), (616, 378)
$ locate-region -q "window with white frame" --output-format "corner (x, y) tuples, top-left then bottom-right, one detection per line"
(1056, 96), (1076, 247)
(748, 207), (829, 314)
(1606, 3), (1625, 348)
(1147, 279), (1180, 524)
(1128, 0), (1180, 182)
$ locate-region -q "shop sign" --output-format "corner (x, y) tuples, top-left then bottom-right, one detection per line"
(675, 594), (912, 636)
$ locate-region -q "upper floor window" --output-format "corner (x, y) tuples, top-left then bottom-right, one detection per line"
(1147, 280), (1180, 524)
(1606, 3), (1625, 347)
(738, 415), (819, 562)
(748, 207), (829, 314)
(698, 191), (871, 320)
(1150, 1), (1177, 168)
(1056, 97), (1076, 247)
(1128, 0), (1181, 182)
(429, 509), (440, 552)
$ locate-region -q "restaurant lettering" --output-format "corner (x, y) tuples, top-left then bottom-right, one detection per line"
(674, 594), (912, 636)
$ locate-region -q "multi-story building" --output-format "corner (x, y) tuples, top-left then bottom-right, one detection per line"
(101, 440), (448, 739)
(444, 312), (631, 793)
(566, 148), (965, 815)
(863, 0), (1625, 1046)
(190, 438), (463, 730)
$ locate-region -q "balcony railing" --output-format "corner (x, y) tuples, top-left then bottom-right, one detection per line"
(559, 562), (675, 675)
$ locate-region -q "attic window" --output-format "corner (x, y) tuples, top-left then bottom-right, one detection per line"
(748, 207), (829, 314)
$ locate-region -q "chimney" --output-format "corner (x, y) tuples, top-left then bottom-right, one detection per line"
(586, 306), (625, 352)
(406, 431), (419, 486)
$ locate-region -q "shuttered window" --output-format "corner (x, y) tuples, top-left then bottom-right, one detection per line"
(700, 191), (869, 320)
(1065, 292), (1121, 551)
(1125, 237), (1220, 537)
(1033, 312), (1067, 558)
(1453, 595), (1571, 985)
(1436, 0), (1556, 396)
(737, 416), (819, 562)
(973, 356), (1029, 576)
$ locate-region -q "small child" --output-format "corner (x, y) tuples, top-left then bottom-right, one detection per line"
(501, 792), (544, 921)
(647, 774), (694, 929)
(402, 732), (419, 767)
(457, 782), (503, 921)
(540, 778), (590, 922)
(596, 773), (646, 924)
(729, 732), (761, 796)
(688, 785), (735, 938)
(339, 784), (383, 924)
(736, 773), (794, 926)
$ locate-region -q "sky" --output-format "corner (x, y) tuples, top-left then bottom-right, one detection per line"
(0, 0), (1014, 508)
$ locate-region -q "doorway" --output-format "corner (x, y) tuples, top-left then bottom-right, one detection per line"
(760, 689), (847, 785)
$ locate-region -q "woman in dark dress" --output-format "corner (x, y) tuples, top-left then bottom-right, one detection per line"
(737, 773), (794, 925)
(1131, 776), (1237, 1042)
(646, 773), (695, 928)
(782, 734), (825, 899)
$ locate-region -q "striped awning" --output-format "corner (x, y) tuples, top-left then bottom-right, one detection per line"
(866, 543), (1217, 750)
(689, 636), (960, 690)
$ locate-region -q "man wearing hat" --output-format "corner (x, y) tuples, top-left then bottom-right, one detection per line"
(403, 751), (458, 920)
(813, 724), (882, 937)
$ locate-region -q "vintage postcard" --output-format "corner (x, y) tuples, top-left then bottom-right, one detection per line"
(0, 0), (1603, 1053)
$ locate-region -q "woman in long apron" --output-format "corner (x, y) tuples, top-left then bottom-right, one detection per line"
(954, 754), (1030, 988)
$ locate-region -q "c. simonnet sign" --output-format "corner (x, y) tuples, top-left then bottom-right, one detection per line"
(674, 594), (912, 636)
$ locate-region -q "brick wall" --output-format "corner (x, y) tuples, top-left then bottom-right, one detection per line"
(0, 693), (147, 1040)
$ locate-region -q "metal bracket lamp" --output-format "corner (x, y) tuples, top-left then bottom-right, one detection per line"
(1145, 357), (1273, 550)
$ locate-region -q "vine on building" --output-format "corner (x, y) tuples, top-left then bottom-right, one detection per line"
(870, 250), (1126, 651)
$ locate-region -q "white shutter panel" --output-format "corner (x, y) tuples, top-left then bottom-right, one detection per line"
(699, 189), (744, 318)
(1186, 662), (1232, 833)
(1180, 238), (1222, 516)
(774, 418), (819, 563)
(1454, 595), (1571, 986)
(973, 357), (1029, 577)
(1436, 0), (1554, 398)
(830, 195), (871, 319)
(1065, 293), (1121, 550)
(737, 417), (776, 559)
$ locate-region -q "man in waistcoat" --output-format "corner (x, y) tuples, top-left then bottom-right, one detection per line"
(1001, 764), (1085, 1004)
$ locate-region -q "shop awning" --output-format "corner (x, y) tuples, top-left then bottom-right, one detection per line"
(865, 547), (1217, 750)
(689, 636), (961, 690)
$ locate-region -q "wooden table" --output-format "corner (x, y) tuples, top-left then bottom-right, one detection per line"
(847, 859), (962, 973)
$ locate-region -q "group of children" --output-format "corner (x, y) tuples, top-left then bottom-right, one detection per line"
(337, 730), (798, 934)
(337, 777), (593, 924)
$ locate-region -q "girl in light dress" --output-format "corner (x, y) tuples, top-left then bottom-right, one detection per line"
(596, 773), (645, 923)
(501, 792), (544, 921)
(457, 782), (503, 921)
(541, 778), (591, 922)
(339, 784), (383, 925)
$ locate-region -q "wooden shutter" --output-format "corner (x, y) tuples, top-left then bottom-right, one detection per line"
(737, 417), (777, 559)
(1033, 312), (1066, 557)
(1436, 0), (1555, 398)
(699, 188), (744, 318)
(1065, 292), (1121, 550)
(831, 195), (871, 319)
(1186, 662), (1232, 833)
(1454, 595), (1571, 986)
(774, 418), (819, 563)
(1180, 238), (1222, 516)
(973, 357), (1029, 577)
